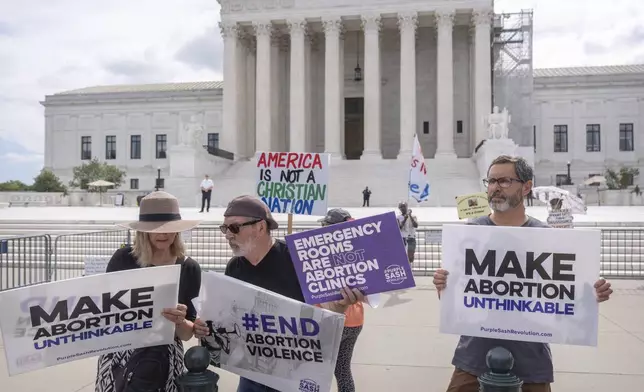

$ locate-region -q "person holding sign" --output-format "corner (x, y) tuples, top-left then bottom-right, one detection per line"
(193, 195), (365, 392)
(397, 201), (418, 263)
(95, 191), (210, 392)
(318, 208), (365, 392)
(432, 156), (613, 392)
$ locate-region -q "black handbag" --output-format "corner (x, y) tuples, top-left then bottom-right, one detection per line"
(114, 345), (171, 392)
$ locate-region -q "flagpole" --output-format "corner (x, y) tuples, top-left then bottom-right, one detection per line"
(407, 134), (415, 204)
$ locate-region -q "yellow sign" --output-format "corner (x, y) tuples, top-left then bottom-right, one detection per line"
(455, 192), (491, 220)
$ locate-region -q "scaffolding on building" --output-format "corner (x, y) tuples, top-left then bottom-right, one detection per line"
(492, 9), (534, 147)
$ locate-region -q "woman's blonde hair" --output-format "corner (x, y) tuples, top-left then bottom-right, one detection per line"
(131, 231), (186, 267)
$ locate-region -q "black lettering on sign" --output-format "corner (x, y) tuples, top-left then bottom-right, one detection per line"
(280, 169), (304, 183)
(29, 287), (155, 327)
(465, 249), (496, 276)
(552, 253), (575, 281)
(464, 249), (576, 282)
(260, 169), (272, 181)
(306, 170), (316, 184)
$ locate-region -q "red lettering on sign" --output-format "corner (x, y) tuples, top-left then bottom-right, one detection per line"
(256, 152), (323, 169)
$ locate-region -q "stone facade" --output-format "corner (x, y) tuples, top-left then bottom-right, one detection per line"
(39, 2), (644, 204)
(533, 66), (644, 188)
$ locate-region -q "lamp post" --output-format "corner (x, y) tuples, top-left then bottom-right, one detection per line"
(566, 161), (572, 185)
(155, 167), (161, 191)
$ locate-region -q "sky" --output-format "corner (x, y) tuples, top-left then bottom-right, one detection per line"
(1, 0), (643, 184)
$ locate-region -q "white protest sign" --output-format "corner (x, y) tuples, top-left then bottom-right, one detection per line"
(439, 224), (601, 346)
(255, 151), (330, 216)
(83, 256), (111, 276)
(195, 271), (344, 392)
(0, 265), (181, 376)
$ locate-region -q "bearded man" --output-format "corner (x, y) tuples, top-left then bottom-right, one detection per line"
(432, 155), (613, 392)
(196, 195), (364, 392)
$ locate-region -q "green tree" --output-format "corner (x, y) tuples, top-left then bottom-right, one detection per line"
(0, 180), (31, 191)
(605, 166), (640, 190)
(31, 168), (67, 193)
(69, 158), (126, 191)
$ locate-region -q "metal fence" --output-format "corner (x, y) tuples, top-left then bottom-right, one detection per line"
(1, 227), (644, 291)
(0, 234), (52, 291)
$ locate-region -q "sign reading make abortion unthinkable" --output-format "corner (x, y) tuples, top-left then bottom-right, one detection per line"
(439, 224), (601, 347)
(195, 271), (345, 392)
(284, 211), (416, 304)
(0, 265), (181, 376)
(256, 151), (330, 216)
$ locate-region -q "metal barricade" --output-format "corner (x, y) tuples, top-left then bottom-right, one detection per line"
(52, 230), (131, 281)
(184, 225), (316, 272)
(43, 226), (644, 281)
(600, 229), (644, 278)
(0, 234), (52, 291)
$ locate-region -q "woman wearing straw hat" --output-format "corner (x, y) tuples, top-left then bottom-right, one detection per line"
(95, 191), (209, 392)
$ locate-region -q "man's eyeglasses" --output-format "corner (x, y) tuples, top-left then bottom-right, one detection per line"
(219, 219), (262, 234)
(483, 177), (524, 188)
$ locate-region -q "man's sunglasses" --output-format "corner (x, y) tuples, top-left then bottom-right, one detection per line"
(219, 219), (262, 234)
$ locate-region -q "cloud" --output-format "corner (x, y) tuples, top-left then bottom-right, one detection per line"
(0, 137), (44, 184)
(175, 26), (224, 73)
(0, 0), (223, 182)
(495, 0), (644, 68)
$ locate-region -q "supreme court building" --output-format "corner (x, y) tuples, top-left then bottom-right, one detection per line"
(218, 0), (495, 160)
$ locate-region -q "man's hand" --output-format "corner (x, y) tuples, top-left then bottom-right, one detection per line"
(433, 269), (449, 293)
(594, 278), (613, 303)
(322, 286), (365, 314)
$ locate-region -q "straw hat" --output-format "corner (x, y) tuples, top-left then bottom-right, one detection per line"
(119, 191), (201, 233)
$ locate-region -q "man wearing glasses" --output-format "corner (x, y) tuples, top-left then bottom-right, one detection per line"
(432, 155), (613, 392)
(204, 195), (364, 392)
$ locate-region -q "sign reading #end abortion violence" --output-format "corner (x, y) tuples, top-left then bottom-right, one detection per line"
(256, 151), (330, 216)
(439, 224), (601, 347)
(284, 211), (416, 304)
(0, 265), (181, 376)
(195, 271), (345, 392)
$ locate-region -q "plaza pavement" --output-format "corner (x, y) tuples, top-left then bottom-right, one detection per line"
(1, 277), (644, 392)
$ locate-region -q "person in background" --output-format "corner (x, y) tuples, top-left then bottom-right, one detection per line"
(432, 155), (613, 392)
(319, 208), (365, 392)
(95, 191), (209, 392)
(526, 189), (534, 206)
(362, 186), (372, 207)
(397, 201), (418, 263)
(200, 174), (214, 213)
(193, 195), (365, 392)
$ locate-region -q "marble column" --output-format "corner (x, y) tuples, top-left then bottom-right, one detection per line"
(361, 14), (382, 159)
(245, 36), (257, 157)
(323, 18), (343, 157)
(219, 21), (241, 157)
(397, 11), (418, 158)
(288, 18), (307, 152)
(472, 9), (493, 146)
(253, 21), (274, 153)
(435, 10), (457, 158)
(270, 31), (282, 151)
(235, 30), (248, 158)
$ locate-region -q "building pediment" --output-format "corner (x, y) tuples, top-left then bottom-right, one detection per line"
(219, 0), (493, 18)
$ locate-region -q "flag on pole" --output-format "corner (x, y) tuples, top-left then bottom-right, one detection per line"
(408, 134), (430, 202)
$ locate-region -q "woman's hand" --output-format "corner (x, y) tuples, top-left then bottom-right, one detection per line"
(162, 304), (188, 325)
(193, 318), (210, 339)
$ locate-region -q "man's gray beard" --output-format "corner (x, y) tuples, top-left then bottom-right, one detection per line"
(489, 194), (522, 212)
(489, 199), (511, 212)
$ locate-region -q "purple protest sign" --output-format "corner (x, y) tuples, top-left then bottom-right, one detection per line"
(284, 211), (416, 304)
